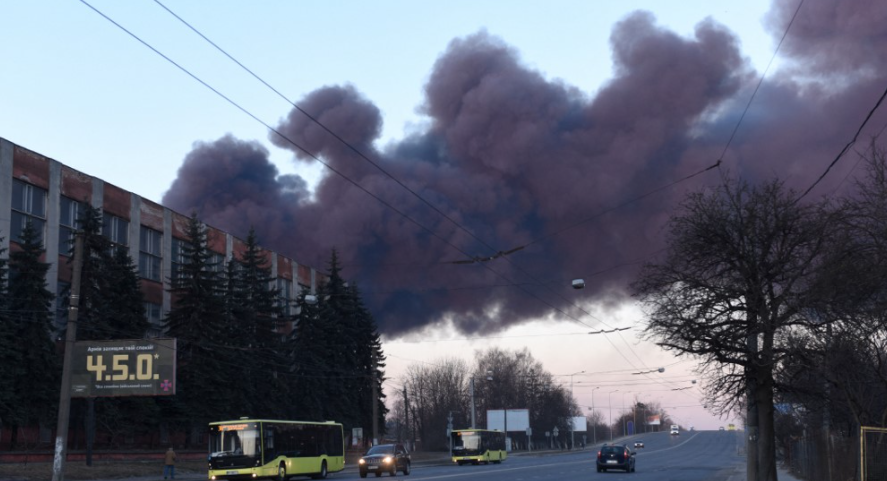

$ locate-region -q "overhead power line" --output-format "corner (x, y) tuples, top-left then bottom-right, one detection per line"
(728, 0), (805, 168)
(82, 1), (714, 379)
(150, 0), (514, 266)
(798, 83), (887, 201)
(79, 0), (642, 351)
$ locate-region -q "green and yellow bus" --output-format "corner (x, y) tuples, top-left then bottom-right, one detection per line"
(208, 419), (344, 480)
(450, 429), (507, 465)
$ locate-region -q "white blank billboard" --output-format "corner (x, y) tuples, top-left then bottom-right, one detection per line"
(487, 409), (530, 432)
(571, 416), (587, 432)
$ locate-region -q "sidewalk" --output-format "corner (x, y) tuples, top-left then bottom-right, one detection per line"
(727, 460), (805, 481)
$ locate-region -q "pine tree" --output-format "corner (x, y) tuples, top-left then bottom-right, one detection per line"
(349, 283), (388, 438)
(100, 247), (149, 338)
(291, 250), (387, 434)
(63, 205), (151, 462)
(312, 250), (354, 425)
(162, 214), (227, 444)
(71, 203), (114, 340)
(220, 257), (251, 417)
(234, 228), (287, 418)
(72, 204), (148, 341)
(7, 221), (59, 447)
(287, 286), (329, 421)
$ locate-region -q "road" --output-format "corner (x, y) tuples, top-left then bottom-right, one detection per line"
(342, 430), (743, 481)
(83, 430), (747, 481)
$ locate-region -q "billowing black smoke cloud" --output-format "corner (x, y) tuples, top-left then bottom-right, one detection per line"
(163, 2), (887, 336)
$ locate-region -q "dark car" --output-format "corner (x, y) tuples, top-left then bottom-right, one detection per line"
(358, 444), (411, 478)
(597, 444), (636, 473)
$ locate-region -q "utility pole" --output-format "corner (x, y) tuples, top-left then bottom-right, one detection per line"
(570, 371), (583, 449)
(403, 387), (410, 451)
(52, 233), (84, 481)
(371, 355), (378, 446)
(747, 332), (759, 481)
(591, 386), (599, 445)
(470, 378), (476, 429)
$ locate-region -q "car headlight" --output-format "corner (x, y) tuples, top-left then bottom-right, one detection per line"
(383, 456), (393, 463)
(359, 459), (366, 465)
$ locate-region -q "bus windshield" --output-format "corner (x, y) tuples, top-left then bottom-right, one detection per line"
(452, 432), (482, 456)
(208, 424), (261, 469)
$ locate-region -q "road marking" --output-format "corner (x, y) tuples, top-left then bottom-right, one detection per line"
(414, 459), (595, 480)
(633, 431), (701, 456)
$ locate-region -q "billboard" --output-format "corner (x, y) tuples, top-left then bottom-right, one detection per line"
(571, 416), (587, 432)
(647, 414), (661, 426)
(487, 409), (530, 432)
(70, 338), (176, 398)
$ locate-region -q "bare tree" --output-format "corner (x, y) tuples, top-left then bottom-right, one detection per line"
(473, 347), (576, 448)
(633, 176), (836, 481)
(401, 358), (470, 451)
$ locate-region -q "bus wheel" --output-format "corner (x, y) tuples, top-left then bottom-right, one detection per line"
(402, 461), (411, 475)
(278, 464), (287, 481)
(311, 461), (328, 479)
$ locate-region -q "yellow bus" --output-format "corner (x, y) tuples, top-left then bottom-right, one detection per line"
(450, 429), (507, 465)
(208, 419), (344, 480)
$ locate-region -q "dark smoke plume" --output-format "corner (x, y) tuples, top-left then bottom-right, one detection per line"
(163, 1), (887, 336)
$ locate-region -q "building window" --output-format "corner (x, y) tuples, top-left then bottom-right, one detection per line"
(145, 302), (163, 338)
(145, 302), (162, 324)
(171, 238), (189, 280)
(58, 197), (84, 257)
(277, 278), (294, 315)
(11, 179), (47, 244)
(171, 238), (224, 278)
(139, 226), (162, 282)
(102, 213), (129, 255)
(209, 252), (225, 273)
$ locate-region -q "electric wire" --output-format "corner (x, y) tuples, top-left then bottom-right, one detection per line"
(150, 0), (498, 266)
(81, 1), (725, 390)
(76, 0), (629, 350)
(830, 118), (887, 194)
(142, 0), (713, 377)
(798, 83), (887, 201)
(729, 0), (804, 168)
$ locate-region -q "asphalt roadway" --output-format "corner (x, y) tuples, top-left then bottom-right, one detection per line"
(86, 430), (803, 481)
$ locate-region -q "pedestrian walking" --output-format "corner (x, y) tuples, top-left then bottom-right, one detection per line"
(164, 446), (176, 479)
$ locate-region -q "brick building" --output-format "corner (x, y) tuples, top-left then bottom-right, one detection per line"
(0, 136), (323, 336)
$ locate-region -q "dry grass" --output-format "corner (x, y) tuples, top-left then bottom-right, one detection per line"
(1, 458), (207, 480)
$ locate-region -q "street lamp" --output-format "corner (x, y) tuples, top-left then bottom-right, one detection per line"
(621, 391), (631, 437)
(570, 370), (584, 449)
(608, 390), (618, 442)
(469, 370), (494, 429)
(590, 387), (600, 445)
(631, 367), (665, 375)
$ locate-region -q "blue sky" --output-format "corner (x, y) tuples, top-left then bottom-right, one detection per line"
(2, 0), (772, 202)
(1, 0), (791, 429)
